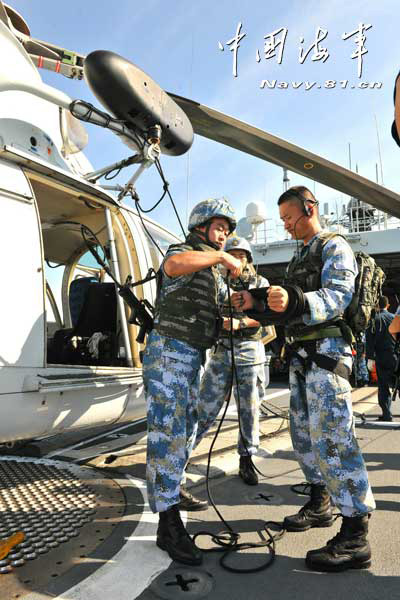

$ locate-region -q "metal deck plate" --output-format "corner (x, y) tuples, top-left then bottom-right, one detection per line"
(0, 456), (132, 598)
(150, 568), (214, 600)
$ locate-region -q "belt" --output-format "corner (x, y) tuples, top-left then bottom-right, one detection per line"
(290, 326), (343, 343)
(220, 331), (257, 340)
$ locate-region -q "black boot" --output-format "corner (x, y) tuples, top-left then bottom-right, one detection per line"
(239, 455), (258, 486)
(177, 486), (208, 511)
(305, 515), (371, 572)
(156, 505), (203, 566)
(284, 484), (334, 531)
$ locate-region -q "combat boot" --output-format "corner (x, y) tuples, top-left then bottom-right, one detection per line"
(239, 455), (258, 486)
(305, 514), (371, 572)
(283, 484), (334, 531)
(156, 505), (203, 566)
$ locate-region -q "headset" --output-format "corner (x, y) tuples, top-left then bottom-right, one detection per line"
(297, 191), (319, 216)
(280, 187), (319, 217)
(279, 187), (319, 260)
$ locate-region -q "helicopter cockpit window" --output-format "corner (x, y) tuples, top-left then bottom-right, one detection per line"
(143, 224), (180, 271)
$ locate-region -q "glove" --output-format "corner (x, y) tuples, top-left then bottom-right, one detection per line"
(367, 359), (375, 371)
(247, 284), (307, 326)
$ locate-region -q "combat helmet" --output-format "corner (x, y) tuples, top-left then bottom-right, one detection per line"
(225, 236), (253, 262)
(188, 198), (236, 233)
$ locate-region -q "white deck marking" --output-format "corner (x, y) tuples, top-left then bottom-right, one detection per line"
(221, 387), (289, 416)
(25, 476), (177, 600)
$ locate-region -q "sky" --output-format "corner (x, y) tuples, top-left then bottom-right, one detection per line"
(9, 0), (400, 239)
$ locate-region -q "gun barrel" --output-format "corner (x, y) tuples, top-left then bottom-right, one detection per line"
(118, 286), (153, 342)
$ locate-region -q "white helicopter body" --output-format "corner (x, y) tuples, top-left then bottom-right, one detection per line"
(0, 6), (179, 446)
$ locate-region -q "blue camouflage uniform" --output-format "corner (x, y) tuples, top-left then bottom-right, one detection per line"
(354, 332), (369, 385)
(195, 273), (269, 456)
(143, 246), (227, 514)
(288, 232), (375, 517)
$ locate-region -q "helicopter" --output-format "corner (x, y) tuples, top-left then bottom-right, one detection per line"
(1, 1), (400, 449)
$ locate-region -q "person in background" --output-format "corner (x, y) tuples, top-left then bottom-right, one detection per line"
(366, 296), (396, 421)
(195, 237), (269, 485)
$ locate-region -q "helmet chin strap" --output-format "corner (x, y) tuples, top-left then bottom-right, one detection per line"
(204, 221), (220, 250)
(190, 223), (220, 250)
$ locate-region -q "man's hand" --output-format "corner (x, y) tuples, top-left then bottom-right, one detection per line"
(220, 252), (242, 279)
(267, 286), (289, 313)
(222, 317), (240, 331)
(367, 359), (375, 371)
(231, 290), (254, 311)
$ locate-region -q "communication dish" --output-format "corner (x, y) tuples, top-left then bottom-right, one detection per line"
(84, 50), (194, 156)
(246, 201), (267, 225)
(236, 217), (254, 240)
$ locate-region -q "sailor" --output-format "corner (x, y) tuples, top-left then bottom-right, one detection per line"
(366, 295), (396, 421)
(232, 186), (375, 572)
(142, 198), (241, 566)
(195, 236), (269, 485)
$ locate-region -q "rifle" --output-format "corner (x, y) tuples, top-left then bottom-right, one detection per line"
(81, 228), (154, 344)
(391, 336), (400, 402)
(118, 276), (154, 344)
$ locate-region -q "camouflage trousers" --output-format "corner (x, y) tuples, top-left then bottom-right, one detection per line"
(143, 330), (203, 513)
(289, 347), (375, 517)
(354, 353), (369, 384)
(195, 339), (265, 455)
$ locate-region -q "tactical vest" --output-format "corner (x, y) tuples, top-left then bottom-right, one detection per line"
(154, 233), (221, 350)
(284, 232), (344, 338)
(220, 270), (262, 341)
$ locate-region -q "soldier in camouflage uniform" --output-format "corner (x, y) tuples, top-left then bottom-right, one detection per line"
(232, 186), (375, 573)
(195, 237), (269, 485)
(143, 198), (241, 566)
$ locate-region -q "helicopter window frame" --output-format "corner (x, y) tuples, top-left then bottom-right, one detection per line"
(142, 223), (181, 271)
(45, 280), (63, 330)
(25, 170), (135, 369)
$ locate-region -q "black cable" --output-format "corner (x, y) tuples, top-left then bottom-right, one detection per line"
(84, 199), (99, 210)
(70, 100), (145, 152)
(45, 260), (63, 269)
(260, 401), (289, 420)
(193, 275), (285, 573)
(131, 190), (165, 257)
(134, 183), (169, 213)
(290, 482), (312, 496)
(104, 167), (122, 181)
(155, 157), (187, 238)
(292, 213), (306, 259)
(80, 224), (110, 273)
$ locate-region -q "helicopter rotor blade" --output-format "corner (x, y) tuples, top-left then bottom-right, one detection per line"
(170, 93), (400, 218)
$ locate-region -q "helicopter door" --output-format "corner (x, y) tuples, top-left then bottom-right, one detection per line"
(0, 161), (45, 369)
